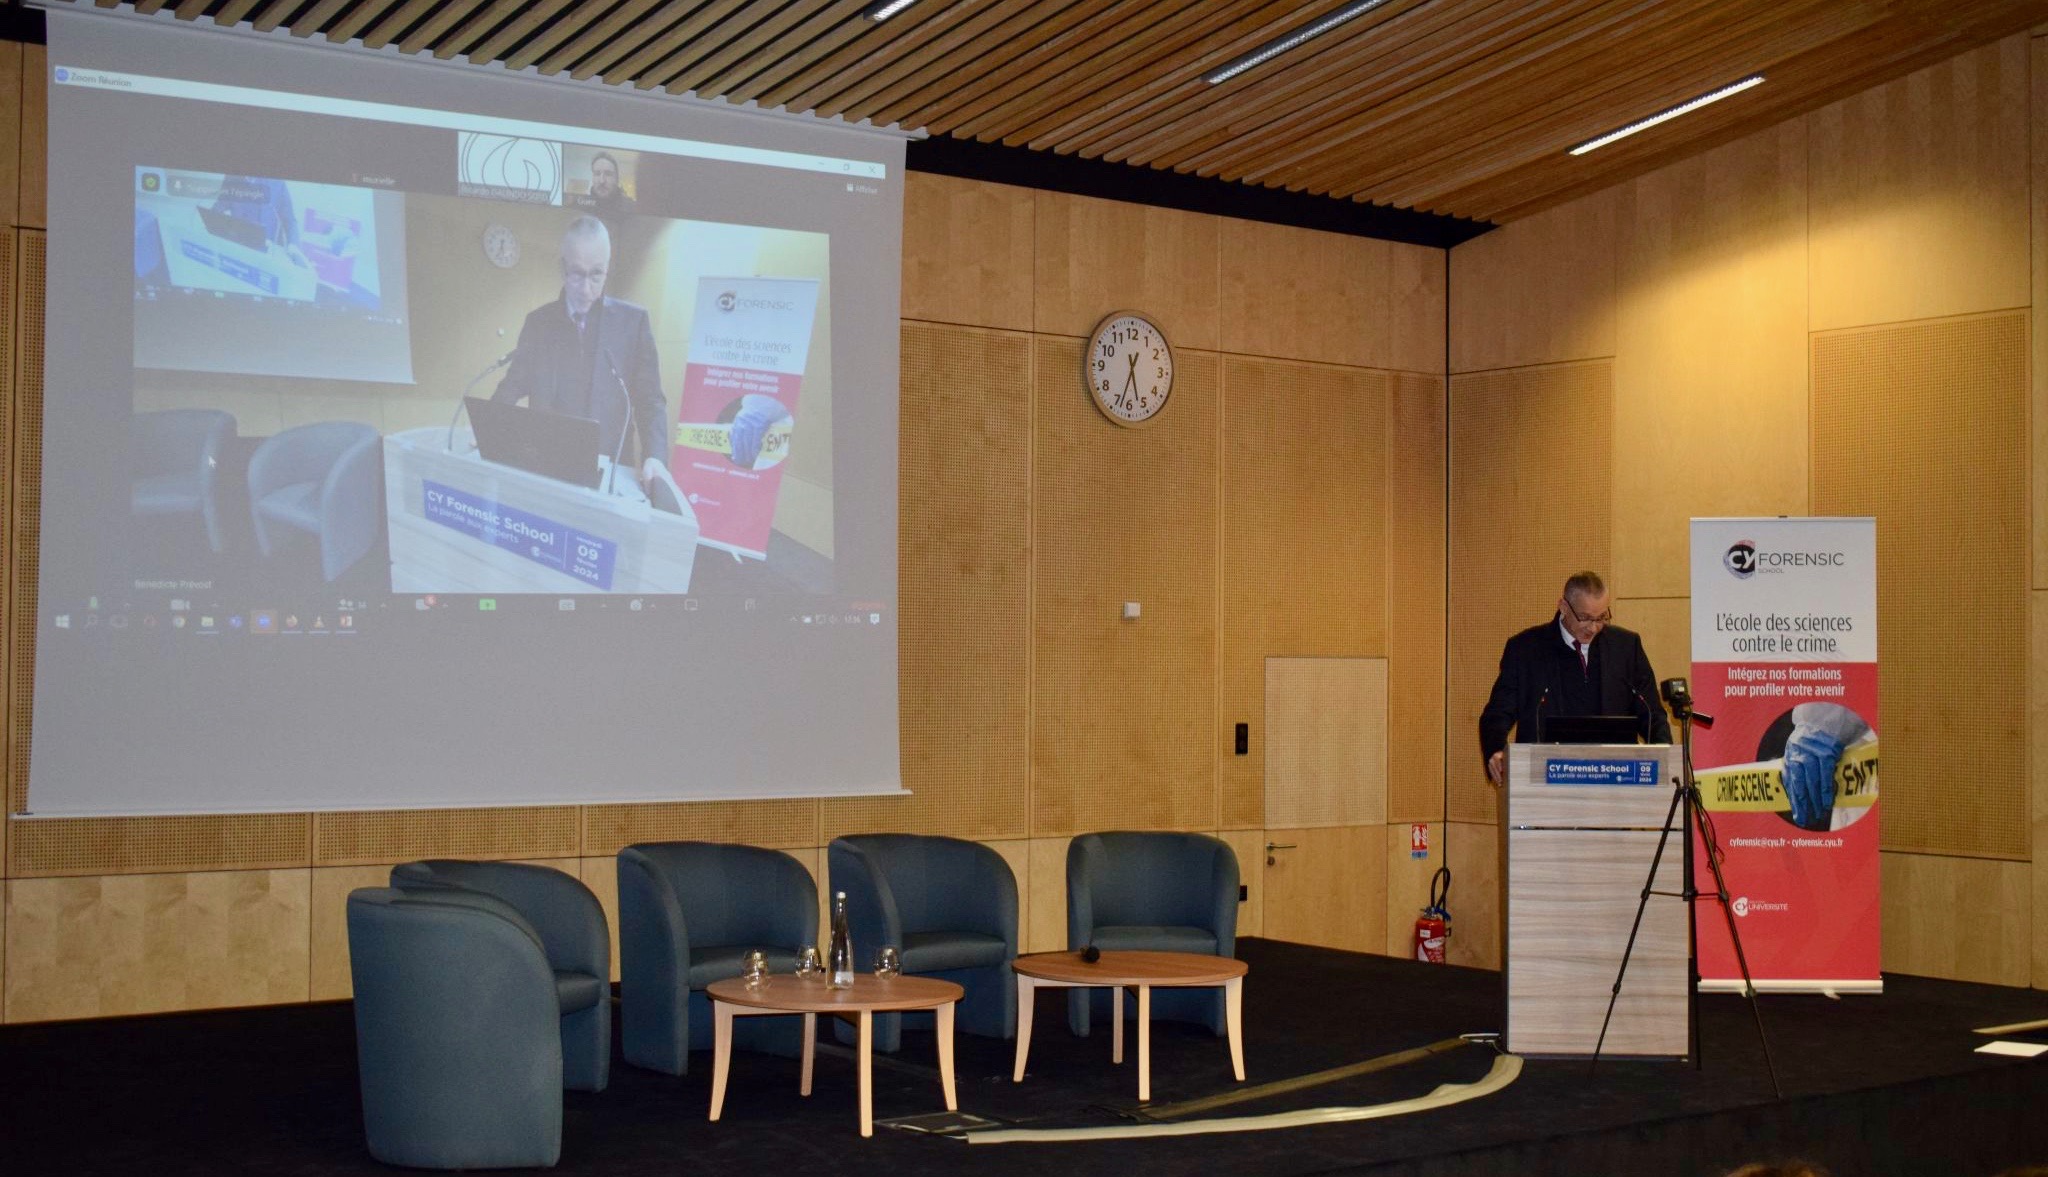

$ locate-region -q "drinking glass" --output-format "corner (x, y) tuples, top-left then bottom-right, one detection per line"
(794, 945), (824, 979)
(741, 949), (769, 989)
(873, 945), (902, 979)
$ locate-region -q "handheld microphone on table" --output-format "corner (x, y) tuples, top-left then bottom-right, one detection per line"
(446, 340), (522, 451)
(1659, 677), (1713, 729)
(1080, 945), (1101, 963)
(602, 350), (635, 496)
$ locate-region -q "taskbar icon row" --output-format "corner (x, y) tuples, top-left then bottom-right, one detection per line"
(53, 607), (359, 635)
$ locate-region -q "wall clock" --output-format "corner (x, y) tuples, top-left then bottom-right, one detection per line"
(1084, 310), (1174, 426)
(481, 223), (520, 269)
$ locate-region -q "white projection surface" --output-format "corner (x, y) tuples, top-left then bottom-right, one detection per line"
(29, 11), (905, 815)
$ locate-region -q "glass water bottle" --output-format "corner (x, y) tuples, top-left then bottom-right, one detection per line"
(828, 891), (855, 990)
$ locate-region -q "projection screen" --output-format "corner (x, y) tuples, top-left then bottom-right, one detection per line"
(28, 10), (905, 814)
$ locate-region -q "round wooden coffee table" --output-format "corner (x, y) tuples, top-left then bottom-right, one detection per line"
(1012, 949), (1248, 1101)
(706, 973), (963, 1138)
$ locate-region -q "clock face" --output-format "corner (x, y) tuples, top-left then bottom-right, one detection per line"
(481, 223), (520, 269)
(1085, 311), (1173, 426)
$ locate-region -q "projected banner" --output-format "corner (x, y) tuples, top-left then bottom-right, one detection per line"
(1689, 517), (1880, 993)
(673, 277), (819, 558)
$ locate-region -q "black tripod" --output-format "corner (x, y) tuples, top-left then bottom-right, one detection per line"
(1589, 678), (1781, 1098)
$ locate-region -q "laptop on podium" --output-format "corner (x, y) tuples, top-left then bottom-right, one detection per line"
(464, 397), (603, 489)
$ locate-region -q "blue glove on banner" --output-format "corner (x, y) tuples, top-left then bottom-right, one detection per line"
(728, 395), (789, 468)
(1782, 727), (1844, 831)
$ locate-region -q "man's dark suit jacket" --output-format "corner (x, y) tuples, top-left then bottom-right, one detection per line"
(1478, 618), (1673, 765)
(492, 294), (669, 469)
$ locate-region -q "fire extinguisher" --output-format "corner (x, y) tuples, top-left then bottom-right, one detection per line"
(1414, 866), (1451, 964)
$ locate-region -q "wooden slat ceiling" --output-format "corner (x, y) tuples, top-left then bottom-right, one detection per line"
(67, 0), (2048, 223)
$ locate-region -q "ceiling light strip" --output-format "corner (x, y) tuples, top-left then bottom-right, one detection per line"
(866, 0), (917, 21)
(1204, 0), (1394, 85)
(1568, 74), (1764, 155)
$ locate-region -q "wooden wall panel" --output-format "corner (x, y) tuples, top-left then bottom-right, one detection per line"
(1033, 192), (1219, 348)
(1813, 313), (2029, 860)
(580, 800), (817, 856)
(2033, 590), (2048, 987)
(1449, 189), (1616, 374)
(313, 807), (580, 866)
(1261, 824), (1386, 953)
(11, 814), (311, 877)
(1031, 339), (1218, 836)
(1026, 835), (1070, 954)
(1264, 658), (1387, 829)
(1387, 373), (1446, 824)
(1619, 597), (1690, 703)
(0, 43), (19, 229)
(1882, 851), (2030, 986)
(1220, 221), (1444, 373)
(5, 869), (309, 1022)
(1445, 821), (1500, 969)
(900, 173), (1034, 332)
(823, 323), (1030, 842)
(17, 46), (41, 231)
(2037, 35), (2048, 594)
(1612, 120), (1811, 599)
(1809, 36), (2032, 333)
(0, 229), (14, 832)
(1219, 356), (1388, 828)
(578, 856), (623, 984)
(1446, 361), (1613, 824)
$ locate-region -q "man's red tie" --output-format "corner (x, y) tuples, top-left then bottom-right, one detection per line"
(1576, 640), (1588, 676)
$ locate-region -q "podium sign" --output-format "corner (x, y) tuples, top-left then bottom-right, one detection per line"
(1505, 741), (1687, 1058)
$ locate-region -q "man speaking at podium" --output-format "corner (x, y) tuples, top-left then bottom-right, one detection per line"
(1479, 571), (1671, 786)
(494, 216), (670, 486)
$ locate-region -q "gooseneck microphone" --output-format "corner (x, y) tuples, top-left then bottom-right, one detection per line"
(1630, 686), (1655, 743)
(447, 342), (522, 452)
(602, 350), (635, 496)
(1533, 686), (1550, 744)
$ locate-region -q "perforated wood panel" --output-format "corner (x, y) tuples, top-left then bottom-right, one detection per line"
(1264, 658), (1387, 830)
(1446, 360), (1613, 824)
(2037, 37), (2048, 594)
(10, 814), (311, 878)
(1219, 356), (1388, 829)
(312, 807), (580, 866)
(580, 800), (818, 856)
(1813, 312), (2028, 860)
(1, 229), (15, 830)
(900, 173), (1034, 333)
(1612, 121), (1809, 598)
(1387, 373), (1446, 825)
(1031, 338), (1218, 836)
(1808, 37), (2031, 333)
(823, 323), (1030, 842)
(0, 43), (20, 230)
(17, 45), (42, 231)
(9, 231), (43, 818)
(1450, 189), (1617, 374)
(1218, 223), (1444, 373)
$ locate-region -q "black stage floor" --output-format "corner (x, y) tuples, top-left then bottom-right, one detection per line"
(4, 939), (2046, 1176)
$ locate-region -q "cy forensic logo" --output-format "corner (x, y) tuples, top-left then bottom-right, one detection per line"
(1724, 541), (1758, 579)
(716, 291), (737, 312)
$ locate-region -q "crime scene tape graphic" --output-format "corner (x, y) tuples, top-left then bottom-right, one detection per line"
(1694, 741), (1878, 814)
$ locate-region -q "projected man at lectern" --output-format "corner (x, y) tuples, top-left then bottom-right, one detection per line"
(493, 216), (669, 485)
(1478, 570), (1671, 785)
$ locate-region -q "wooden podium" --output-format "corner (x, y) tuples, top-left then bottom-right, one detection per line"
(1504, 741), (1688, 1058)
(383, 426), (699, 594)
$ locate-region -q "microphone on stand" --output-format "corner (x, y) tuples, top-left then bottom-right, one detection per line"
(601, 350), (635, 496)
(1533, 686), (1550, 744)
(447, 341), (521, 452)
(1630, 686), (1656, 743)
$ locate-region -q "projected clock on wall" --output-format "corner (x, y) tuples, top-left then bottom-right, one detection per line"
(1084, 310), (1174, 426)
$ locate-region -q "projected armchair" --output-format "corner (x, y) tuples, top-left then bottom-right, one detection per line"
(388, 860), (611, 1092)
(346, 887), (565, 1170)
(1067, 831), (1240, 1037)
(828, 834), (1018, 1052)
(617, 842), (818, 1075)
(131, 409), (236, 553)
(247, 420), (381, 581)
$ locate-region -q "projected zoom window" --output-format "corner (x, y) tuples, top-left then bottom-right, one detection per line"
(126, 140), (838, 602)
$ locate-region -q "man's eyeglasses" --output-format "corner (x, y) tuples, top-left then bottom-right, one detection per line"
(1563, 599), (1612, 627)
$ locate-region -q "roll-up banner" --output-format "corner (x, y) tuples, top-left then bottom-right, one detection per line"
(1689, 518), (1880, 993)
(672, 276), (820, 559)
